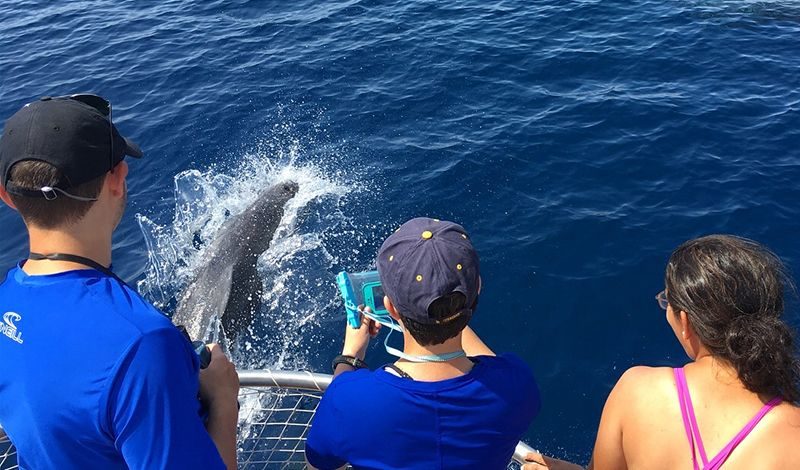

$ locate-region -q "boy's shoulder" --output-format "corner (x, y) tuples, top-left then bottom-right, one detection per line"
(477, 353), (537, 382)
(326, 353), (537, 400)
(325, 368), (385, 395)
(78, 276), (175, 336)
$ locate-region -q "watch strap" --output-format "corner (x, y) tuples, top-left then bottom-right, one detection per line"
(332, 354), (368, 372)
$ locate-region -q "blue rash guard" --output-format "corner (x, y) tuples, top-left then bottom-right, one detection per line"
(0, 264), (225, 470)
(305, 353), (540, 470)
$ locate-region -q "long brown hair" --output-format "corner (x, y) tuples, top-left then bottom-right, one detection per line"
(666, 235), (800, 402)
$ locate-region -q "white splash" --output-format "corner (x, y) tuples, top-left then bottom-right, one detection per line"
(136, 140), (359, 371)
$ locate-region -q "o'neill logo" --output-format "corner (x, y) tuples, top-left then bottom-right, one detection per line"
(1, 312), (23, 344)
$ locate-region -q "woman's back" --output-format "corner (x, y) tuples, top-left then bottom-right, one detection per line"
(591, 236), (800, 469)
(608, 362), (800, 470)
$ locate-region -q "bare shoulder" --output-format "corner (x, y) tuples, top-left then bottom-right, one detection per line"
(617, 365), (673, 382)
(772, 401), (800, 434)
(751, 403), (800, 467)
(592, 366), (679, 469)
(600, 365), (676, 424)
(612, 365), (675, 398)
(754, 401), (800, 466)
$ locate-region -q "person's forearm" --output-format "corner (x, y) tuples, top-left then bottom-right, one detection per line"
(462, 326), (495, 356)
(207, 401), (239, 469)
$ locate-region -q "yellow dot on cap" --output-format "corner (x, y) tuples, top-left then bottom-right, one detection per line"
(416, 274), (423, 282)
(433, 218), (440, 222)
(461, 234), (467, 239)
(456, 263), (463, 270)
(422, 230), (433, 240)
(389, 255), (394, 261)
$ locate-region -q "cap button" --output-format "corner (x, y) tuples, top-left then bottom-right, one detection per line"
(422, 230), (433, 240)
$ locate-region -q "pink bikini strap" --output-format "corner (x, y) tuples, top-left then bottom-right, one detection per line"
(674, 367), (708, 468)
(675, 367), (783, 470)
(704, 396), (782, 469)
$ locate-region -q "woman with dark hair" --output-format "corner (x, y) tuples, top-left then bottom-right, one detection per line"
(589, 235), (800, 469)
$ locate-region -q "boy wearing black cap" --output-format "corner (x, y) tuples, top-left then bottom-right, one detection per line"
(0, 95), (239, 469)
(306, 217), (540, 469)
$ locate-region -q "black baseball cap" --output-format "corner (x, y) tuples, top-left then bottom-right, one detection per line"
(377, 218), (480, 324)
(0, 94), (142, 197)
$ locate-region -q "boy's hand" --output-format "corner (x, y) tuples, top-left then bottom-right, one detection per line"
(342, 306), (381, 360)
(199, 343), (239, 408)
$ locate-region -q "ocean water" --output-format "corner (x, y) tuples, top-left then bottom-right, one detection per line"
(1, 0), (800, 463)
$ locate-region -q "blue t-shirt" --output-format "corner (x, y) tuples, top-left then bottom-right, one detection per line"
(305, 353), (540, 470)
(0, 265), (225, 470)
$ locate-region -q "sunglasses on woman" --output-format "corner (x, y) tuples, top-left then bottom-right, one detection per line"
(656, 290), (668, 310)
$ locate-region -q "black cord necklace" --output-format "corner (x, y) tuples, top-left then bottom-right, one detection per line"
(28, 252), (126, 285)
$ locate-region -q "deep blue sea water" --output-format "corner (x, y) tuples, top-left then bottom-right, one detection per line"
(2, 0), (800, 464)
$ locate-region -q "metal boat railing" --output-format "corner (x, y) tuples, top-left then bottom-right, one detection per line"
(1, 369), (535, 469)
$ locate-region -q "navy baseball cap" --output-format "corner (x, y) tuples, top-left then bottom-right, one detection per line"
(0, 94), (142, 197)
(377, 218), (480, 324)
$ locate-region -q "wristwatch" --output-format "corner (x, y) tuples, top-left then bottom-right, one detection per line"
(332, 354), (368, 372)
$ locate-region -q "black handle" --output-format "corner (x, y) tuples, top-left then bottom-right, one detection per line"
(192, 341), (212, 369)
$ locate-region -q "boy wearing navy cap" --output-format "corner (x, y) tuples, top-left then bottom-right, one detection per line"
(0, 95), (239, 469)
(306, 217), (541, 469)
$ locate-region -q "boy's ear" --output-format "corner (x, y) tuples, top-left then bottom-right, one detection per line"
(384, 296), (401, 321)
(106, 161), (128, 197)
(0, 184), (18, 210)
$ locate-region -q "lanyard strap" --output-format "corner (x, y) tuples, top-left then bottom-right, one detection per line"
(382, 321), (466, 363)
(28, 252), (126, 285)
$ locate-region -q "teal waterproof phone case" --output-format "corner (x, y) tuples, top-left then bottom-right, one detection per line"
(336, 270), (390, 328)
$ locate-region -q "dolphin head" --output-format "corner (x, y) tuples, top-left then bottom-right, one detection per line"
(273, 180), (299, 200)
(258, 180), (299, 210)
(249, 180), (299, 234)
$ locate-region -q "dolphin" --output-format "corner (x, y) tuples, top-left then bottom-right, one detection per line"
(172, 181), (299, 343)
